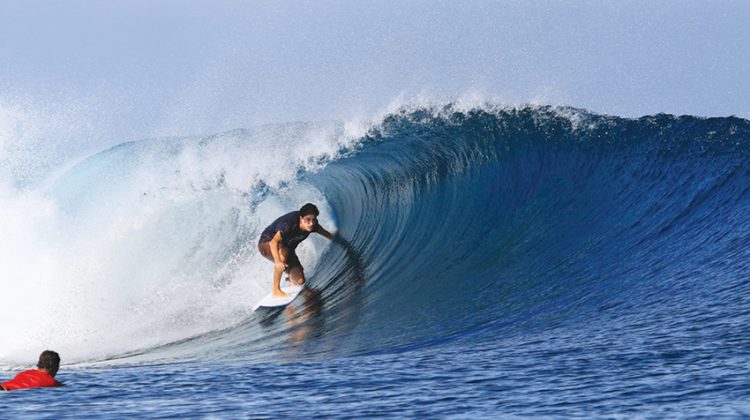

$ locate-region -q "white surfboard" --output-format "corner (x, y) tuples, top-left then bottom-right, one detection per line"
(253, 283), (304, 311)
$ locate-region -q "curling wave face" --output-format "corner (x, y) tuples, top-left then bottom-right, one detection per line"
(2, 105), (750, 367)
(306, 106), (750, 360)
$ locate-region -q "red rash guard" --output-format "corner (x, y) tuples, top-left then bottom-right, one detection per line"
(2, 369), (62, 391)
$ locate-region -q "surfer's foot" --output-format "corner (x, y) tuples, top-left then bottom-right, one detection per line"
(272, 290), (289, 298)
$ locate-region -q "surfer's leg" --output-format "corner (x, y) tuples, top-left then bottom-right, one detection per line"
(258, 242), (274, 262)
(272, 262), (287, 297)
(285, 252), (305, 285)
(289, 266), (305, 285)
(260, 241), (289, 297)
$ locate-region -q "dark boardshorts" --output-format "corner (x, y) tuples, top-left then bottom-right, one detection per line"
(258, 241), (303, 273)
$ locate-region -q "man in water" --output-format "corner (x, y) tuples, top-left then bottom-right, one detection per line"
(258, 203), (335, 297)
(1, 350), (63, 391)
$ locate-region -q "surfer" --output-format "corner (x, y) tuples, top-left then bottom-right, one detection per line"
(1, 350), (63, 391)
(258, 203), (335, 297)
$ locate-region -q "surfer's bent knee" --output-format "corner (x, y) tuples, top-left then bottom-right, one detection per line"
(258, 242), (291, 263)
(258, 241), (273, 262)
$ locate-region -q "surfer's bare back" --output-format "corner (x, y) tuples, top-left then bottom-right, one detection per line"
(258, 203), (335, 297)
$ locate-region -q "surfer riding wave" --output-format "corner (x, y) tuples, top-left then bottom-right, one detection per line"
(258, 203), (335, 297)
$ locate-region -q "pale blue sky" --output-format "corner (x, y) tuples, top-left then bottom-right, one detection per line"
(1, 0), (748, 143)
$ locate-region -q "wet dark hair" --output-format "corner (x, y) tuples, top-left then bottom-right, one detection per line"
(299, 203), (319, 218)
(37, 350), (60, 377)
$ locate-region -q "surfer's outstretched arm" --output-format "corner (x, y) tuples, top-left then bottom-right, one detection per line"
(315, 225), (336, 241)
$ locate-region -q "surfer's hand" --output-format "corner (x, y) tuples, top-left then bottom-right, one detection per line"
(275, 260), (286, 272)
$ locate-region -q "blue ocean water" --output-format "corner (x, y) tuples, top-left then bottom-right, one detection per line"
(2, 105), (750, 417)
